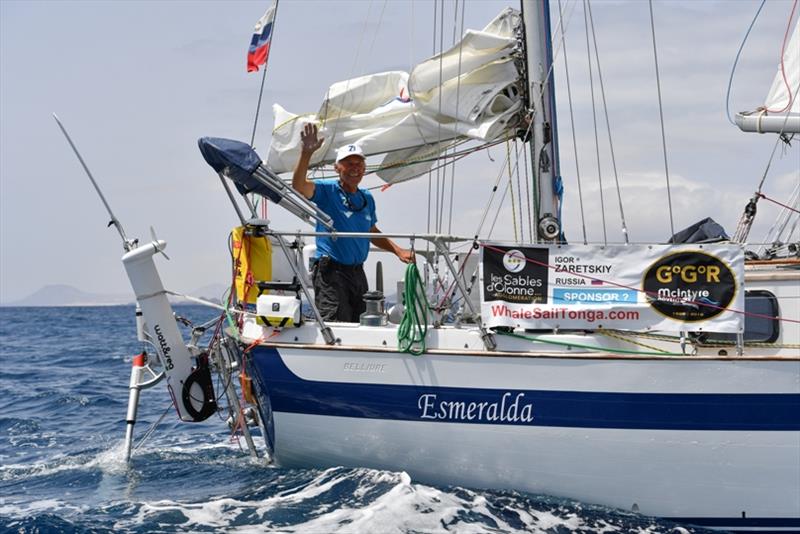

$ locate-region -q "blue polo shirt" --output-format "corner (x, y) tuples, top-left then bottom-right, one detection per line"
(312, 179), (377, 265)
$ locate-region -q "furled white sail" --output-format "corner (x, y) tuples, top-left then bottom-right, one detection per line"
(736, 16), (800, 134)
(266, 8), (524, 183)
(765, 16), (799, 115)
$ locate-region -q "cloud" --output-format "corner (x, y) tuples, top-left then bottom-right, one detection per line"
(1, 0), (798, 302)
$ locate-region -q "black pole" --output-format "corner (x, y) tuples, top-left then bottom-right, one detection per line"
(250, 66), (269, 148)
(249, 0), (280, 149)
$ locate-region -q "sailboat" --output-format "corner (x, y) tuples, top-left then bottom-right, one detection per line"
(58, 1), (798, 532)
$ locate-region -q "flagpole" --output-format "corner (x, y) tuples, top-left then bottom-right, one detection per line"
(249, 0), (279, 149)
(250, 66), (269, 148)
(250, 67), (269, 217)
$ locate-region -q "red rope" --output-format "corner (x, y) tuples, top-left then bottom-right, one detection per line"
(764, 0), (798, 113)
(757, 192), (800, 214)
(436, 246), (475, 310)
(480, 243), (799, 325)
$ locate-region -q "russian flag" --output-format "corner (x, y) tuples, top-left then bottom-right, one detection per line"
(247, 4), (277, 73)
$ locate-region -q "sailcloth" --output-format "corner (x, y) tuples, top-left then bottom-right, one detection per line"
(266, 8), (524, 183)
(736, 15), (800, 133)
(764, 16), (799, 115)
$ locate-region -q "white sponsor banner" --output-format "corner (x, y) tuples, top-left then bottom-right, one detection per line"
(480, 243), (744, 333)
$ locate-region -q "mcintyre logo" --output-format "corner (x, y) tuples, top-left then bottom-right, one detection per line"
(418, 392), (534, 423)
(153, 324), (175, 371)
(643, 251), (736, 322)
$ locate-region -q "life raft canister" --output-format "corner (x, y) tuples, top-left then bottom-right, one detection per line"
(231, 226), (272, 304)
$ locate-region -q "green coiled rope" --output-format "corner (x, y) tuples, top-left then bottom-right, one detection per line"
(398, 263), (429, 355)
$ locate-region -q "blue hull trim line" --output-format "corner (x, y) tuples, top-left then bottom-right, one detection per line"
(251, 348), (800, 431)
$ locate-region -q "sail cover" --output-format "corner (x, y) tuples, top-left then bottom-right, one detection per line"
(266, 8), (523, 183)
(667, 217), (730, 244)
(198, 137), (281, 203)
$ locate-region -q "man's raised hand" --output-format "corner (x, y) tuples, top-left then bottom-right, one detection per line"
(300, 123), (324, 155)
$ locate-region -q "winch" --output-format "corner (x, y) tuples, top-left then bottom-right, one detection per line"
(360, 291), (388, 326)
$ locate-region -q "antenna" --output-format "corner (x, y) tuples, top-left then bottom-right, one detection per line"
(53, 113), (137, 252)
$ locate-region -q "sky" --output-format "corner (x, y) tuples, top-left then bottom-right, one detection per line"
(1, 0), (798, 303)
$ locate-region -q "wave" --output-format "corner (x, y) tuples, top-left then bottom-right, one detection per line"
(3, 466), (706, 533)
(0, 306), (717, 533)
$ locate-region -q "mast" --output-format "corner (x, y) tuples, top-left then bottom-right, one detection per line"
(521, 0), (563, 242)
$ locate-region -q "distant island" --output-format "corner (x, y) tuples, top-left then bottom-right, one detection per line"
(1, 284), (229, 307)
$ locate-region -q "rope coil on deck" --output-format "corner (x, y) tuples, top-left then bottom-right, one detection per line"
(398, 263), (429, 355)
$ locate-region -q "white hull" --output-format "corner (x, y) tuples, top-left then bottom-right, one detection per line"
(247, 343), (800, 529)
(275, 413), (796, 520)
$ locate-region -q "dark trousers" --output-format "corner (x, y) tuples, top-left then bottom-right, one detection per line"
(312, 257), (368, 322)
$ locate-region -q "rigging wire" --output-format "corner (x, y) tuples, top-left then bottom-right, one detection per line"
(322, 0), (381, 145)
(469, 0), (576, 246)
(447, 0), (466, 236)
(733, 79), (800, 244)
(756, 182), (800, 257)
(648, 0), (676, 238)
(132, 404), (172, 453)
(426, 0), (441, 289)
(583, 0), (608, 244)
(506, 139), (520, 241)
(474, 137), (515, 240)
(725, 0), (766, 125)
(488, 180), (513, 239)
(386, 0), (580, 247)
(514, 138), (528, 242)
(366, 0), (390, 66)
(558, 0), (587, 244)
(587, 0), (629, 244)
(435, 0), (446, 234)
(758, 190), (800, 215)
(366, 139), (503, 191)
(245, 1), (281, 219)
(427, 0), (438, 238)
(249, 0), (281, 150)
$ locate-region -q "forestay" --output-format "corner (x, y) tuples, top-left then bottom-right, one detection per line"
(266, 8), (524, 183)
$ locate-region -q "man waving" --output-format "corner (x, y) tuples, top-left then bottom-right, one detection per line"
(292, 123), (414, 322)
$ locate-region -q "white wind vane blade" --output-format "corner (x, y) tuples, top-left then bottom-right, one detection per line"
(150, 226), (170, 260)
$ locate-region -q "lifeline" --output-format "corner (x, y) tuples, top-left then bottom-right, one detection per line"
(417, 392), (534, 423)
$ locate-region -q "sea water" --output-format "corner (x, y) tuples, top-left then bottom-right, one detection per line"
(0, 306), (715, 533)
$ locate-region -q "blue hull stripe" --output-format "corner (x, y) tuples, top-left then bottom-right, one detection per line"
(250, 348), (800, 431)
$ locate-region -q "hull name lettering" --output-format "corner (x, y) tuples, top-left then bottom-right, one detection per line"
(418, 392), (534, 423)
